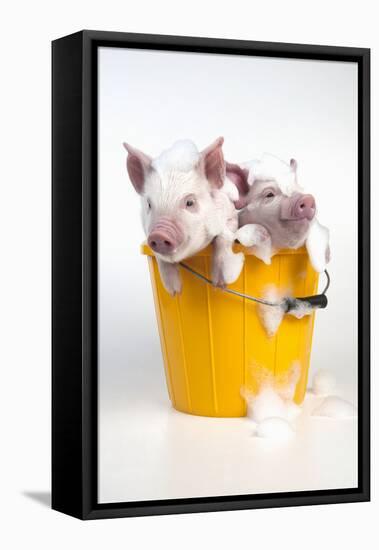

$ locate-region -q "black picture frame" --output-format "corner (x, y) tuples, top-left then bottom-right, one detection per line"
(52, 30), (370, 520)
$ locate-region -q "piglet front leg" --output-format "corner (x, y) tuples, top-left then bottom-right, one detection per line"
(157, 259), (182, 296)
(212, 234), (244, 288)
(236, 224), (273, 265)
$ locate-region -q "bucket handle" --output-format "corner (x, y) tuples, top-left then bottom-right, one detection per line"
(179, 262), (330, 312)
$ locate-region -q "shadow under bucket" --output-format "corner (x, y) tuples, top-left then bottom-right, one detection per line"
(142, 244), (319, 417)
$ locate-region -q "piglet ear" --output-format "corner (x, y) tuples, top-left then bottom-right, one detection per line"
(289, 158), (299, 189)
(123, 142), (152, 194)
(225, 162), (250, 209)
(305, 219), (330, 273)
(200, 137), (225, 188)
(290, 158), (298, 172)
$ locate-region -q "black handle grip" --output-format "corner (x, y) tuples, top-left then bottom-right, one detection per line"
(296, 294), (328, 309)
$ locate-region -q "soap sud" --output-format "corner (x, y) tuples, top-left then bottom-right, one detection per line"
(286, 400), (302, 421)
(279, 360), (301, 400)
(258, 286), (285, 337)
(305, 219), (330, 273)
(287, 300), (313, 319)
(242, 363), (356, 444)
(243, 154), (302, 197)
(256, 417), (295, 440)
(241, 359), (355, 449)
(245, 386), (301, 426)
(312, 369), (336, 396)
(312, 396), (357, 419)
(153, 139), (199, 173)
(258, 286), (312, 337)
(246, 386), (289, 423)
(244, 361), (301, 402)
(243, 362), (301, 441)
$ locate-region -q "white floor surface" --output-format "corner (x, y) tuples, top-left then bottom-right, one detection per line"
(99, 379), (357, 503)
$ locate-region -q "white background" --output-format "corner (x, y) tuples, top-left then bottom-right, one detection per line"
(0, 1), (377, 549)
(98, 48), (358, 502)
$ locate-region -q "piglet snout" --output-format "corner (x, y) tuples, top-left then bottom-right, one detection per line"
(293, 194), (316, 220)
(280, 193), (316, 222)
(148, 218), (183, 256)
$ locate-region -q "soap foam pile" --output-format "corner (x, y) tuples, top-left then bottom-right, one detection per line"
(258, 285), (313, 337)
(310, 369), (356, 418)
(243, 154), (302, 197)
(242, 362), (301, 441)
(312, 396), (357, 418)
(153, 139), (200, 174)
(312, 369), (336, 396)
(243, 365), (357, 442)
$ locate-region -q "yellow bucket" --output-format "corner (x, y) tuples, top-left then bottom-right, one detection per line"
(142, 244), (319, 417)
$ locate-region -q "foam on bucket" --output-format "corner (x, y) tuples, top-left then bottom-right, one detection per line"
(258, 285), (313, 337)
(242, 362), (301, 440)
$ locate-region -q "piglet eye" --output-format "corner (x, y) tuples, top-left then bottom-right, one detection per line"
(265, 191), (275, 198)
(186, 199), (194, 208)
(147, 200), (151, 209)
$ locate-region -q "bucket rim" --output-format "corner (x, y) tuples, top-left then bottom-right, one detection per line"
(141, 243), (308, 257)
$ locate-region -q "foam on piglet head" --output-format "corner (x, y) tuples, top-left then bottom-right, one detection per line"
(248, 154), (301, 196)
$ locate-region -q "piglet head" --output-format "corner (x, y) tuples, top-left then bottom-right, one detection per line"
(234, 158), (316, 249)
(123, 138), (227, 263)
(238, 180), (316, 249)
(235, 157), (330, 271)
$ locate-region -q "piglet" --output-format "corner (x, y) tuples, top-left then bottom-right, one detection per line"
(228, 154), (330, 272)
(123, 138), (244, 295)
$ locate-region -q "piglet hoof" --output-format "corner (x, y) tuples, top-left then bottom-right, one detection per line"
(254, 242), (273, 265)
(236, 224), (270, 248)
(236, 224), (273, 265)
(213, 251), (244, 287)
(165, 277), (182, 297)
(211, 263), (226, 289)
(234, 226), (254, 247)
(214, 277), (227, 290)
(224, 251), (245, 284)
(236, 226), (256, 247)
(157, 260), (182, 296)
(255, 225), (271, 244)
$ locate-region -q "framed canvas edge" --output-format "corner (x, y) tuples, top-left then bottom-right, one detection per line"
(52, 30), (370, 521)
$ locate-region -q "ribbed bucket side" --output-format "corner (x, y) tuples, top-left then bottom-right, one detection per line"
(146, 249), (318, 417)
